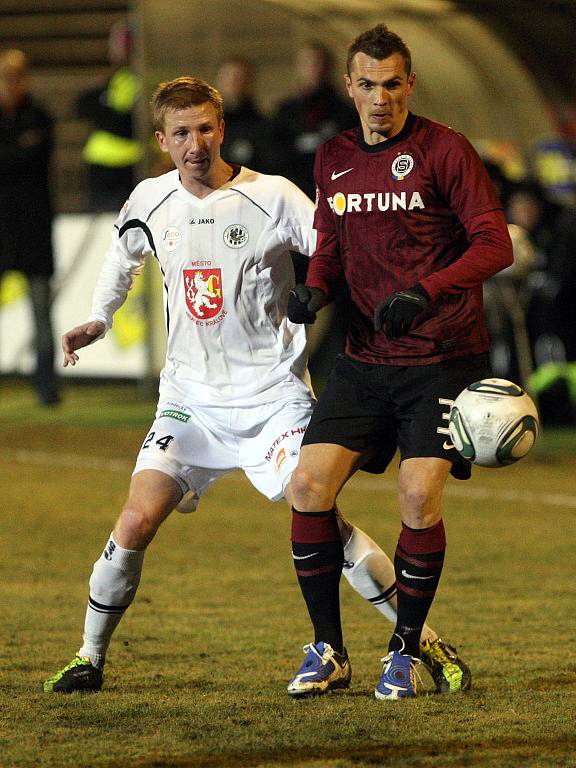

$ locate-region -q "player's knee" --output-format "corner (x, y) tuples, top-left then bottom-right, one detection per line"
(289, 465), (333, 510)
(116, 504), (159, 549)
(398, 483), (441, 527)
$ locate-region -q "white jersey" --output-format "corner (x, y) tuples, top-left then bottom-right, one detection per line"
(89, 167), (317, 406)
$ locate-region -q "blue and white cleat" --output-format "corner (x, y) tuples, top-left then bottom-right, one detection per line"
(287, 641), (351, 698)
(375, 650), (424, 700)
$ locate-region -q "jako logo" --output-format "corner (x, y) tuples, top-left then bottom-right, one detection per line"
(327, 190), (425, 216)
(103, 540), (116, 561)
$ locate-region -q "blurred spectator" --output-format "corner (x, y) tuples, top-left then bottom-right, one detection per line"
(270, 42), (357, 384)
(483, 159), (514, 208)
(482, 161), (535, 386)
(0, 49), (59, 405)
(216, 57), (271, 172)
(484, 223), (535, 386)
(270, 40), (357, 199)
(76, 20), (142, 211)
(506, 179), (576, 424)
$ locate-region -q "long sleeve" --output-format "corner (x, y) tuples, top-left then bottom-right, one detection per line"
(88, 224), (148, 332)
(421, 209), (513, 300)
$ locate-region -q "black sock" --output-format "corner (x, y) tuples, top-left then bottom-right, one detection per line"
(390, 520), (446, 657)
(291, 507), (344, 654)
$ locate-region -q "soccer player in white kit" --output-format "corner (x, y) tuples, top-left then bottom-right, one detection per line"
(43, 77), (469, 693)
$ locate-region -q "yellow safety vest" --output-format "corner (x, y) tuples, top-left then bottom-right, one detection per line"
(82, 68), (143, 167)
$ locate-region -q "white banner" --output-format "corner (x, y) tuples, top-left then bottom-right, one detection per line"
(0, 213), (151, 378)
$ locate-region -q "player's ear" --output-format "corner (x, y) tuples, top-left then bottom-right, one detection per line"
(219, 119), (225, 143)
(344, 73), (352, 98)
(155, 130), (168, 152)
(407, 71), (416, 93)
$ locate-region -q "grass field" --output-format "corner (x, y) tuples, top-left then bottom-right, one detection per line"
(1, 379), (575, 768)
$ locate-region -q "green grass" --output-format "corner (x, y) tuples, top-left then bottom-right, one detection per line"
(1, 379), (576, 767)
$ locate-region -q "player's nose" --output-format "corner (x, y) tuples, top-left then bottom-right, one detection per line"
(373, 87), (388, 104)
(186, 131), (203, 152)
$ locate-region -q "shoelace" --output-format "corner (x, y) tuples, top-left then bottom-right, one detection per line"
(380, 651), (425, 690)
(302, 642), (334, 663)
(427, 641), (457, 664)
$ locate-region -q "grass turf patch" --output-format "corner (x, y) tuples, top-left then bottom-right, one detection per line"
(1, 379), (575, 767)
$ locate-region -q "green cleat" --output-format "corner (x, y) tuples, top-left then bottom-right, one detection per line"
(43, 656), (103, 693)
(420, 637), (471, 693)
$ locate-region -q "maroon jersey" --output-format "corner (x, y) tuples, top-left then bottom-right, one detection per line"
(308, 113), (513, 364)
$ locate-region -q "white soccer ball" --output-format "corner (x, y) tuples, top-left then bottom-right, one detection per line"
(448, 378), (539, 468)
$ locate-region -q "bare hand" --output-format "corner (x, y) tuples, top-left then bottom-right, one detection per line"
(62, 321), (105, 367)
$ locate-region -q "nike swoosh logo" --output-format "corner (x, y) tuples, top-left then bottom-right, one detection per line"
(292, 552), (319, 560)
(443, 440), (455, 450)
(401, 569), (435, 580)
(331, 168), (353, 180)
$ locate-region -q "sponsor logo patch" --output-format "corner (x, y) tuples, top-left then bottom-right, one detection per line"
(275, 447), (286, 471)
(160, 409), (190, 422)
(162, 226), (182, 252)
(328, 190), (424, 216)
(265, 426), (306, 462)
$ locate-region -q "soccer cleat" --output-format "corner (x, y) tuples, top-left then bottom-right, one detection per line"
(287, 641), (351, 698)
(43, 656), (103, 693)
(375, 650), (424, 700)
(420, 637), (472, 693)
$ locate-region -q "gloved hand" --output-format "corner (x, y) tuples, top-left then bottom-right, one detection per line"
(288, 285), (326, 324)
(374, 284), (430, 338)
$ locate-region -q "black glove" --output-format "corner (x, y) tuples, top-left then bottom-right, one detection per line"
(288, 285), (326, 324)
(374, 284), (431, 338)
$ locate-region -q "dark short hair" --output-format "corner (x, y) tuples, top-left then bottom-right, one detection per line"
(151, 76), (224, 131)
(346, 24), (412, 75)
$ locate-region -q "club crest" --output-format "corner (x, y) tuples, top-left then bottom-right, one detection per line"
(223, 223), (248, 248)
(183, 269), (223, 319)
(391, 154), (414, 181)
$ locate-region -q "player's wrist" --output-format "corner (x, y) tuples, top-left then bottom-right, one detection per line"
(408, 283), (430, 303)
(373, 283), (432, 337)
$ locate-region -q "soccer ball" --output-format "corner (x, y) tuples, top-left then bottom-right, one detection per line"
(448, 378), (539, 468)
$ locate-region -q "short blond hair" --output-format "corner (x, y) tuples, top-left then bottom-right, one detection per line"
(151, 76), (223, 131)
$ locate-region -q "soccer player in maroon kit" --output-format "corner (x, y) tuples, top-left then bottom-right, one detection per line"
(286, 24), (513, 699)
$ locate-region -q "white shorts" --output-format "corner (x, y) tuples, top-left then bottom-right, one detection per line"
(132, 396), (314, 510)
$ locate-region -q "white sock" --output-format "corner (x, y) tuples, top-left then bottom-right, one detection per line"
(78, 534), (145, 669)
(342, 526), (436, 643)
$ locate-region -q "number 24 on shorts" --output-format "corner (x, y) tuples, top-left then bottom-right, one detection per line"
(142, 432), (174, 452)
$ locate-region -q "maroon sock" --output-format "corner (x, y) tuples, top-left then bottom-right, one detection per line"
(390, 519), (446, 657)
(291, 507), (344, 654)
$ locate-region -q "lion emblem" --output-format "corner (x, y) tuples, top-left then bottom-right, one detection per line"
(183, 269), (223, 320)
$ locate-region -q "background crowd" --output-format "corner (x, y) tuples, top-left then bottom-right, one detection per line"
(1, 25), (575, 425)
